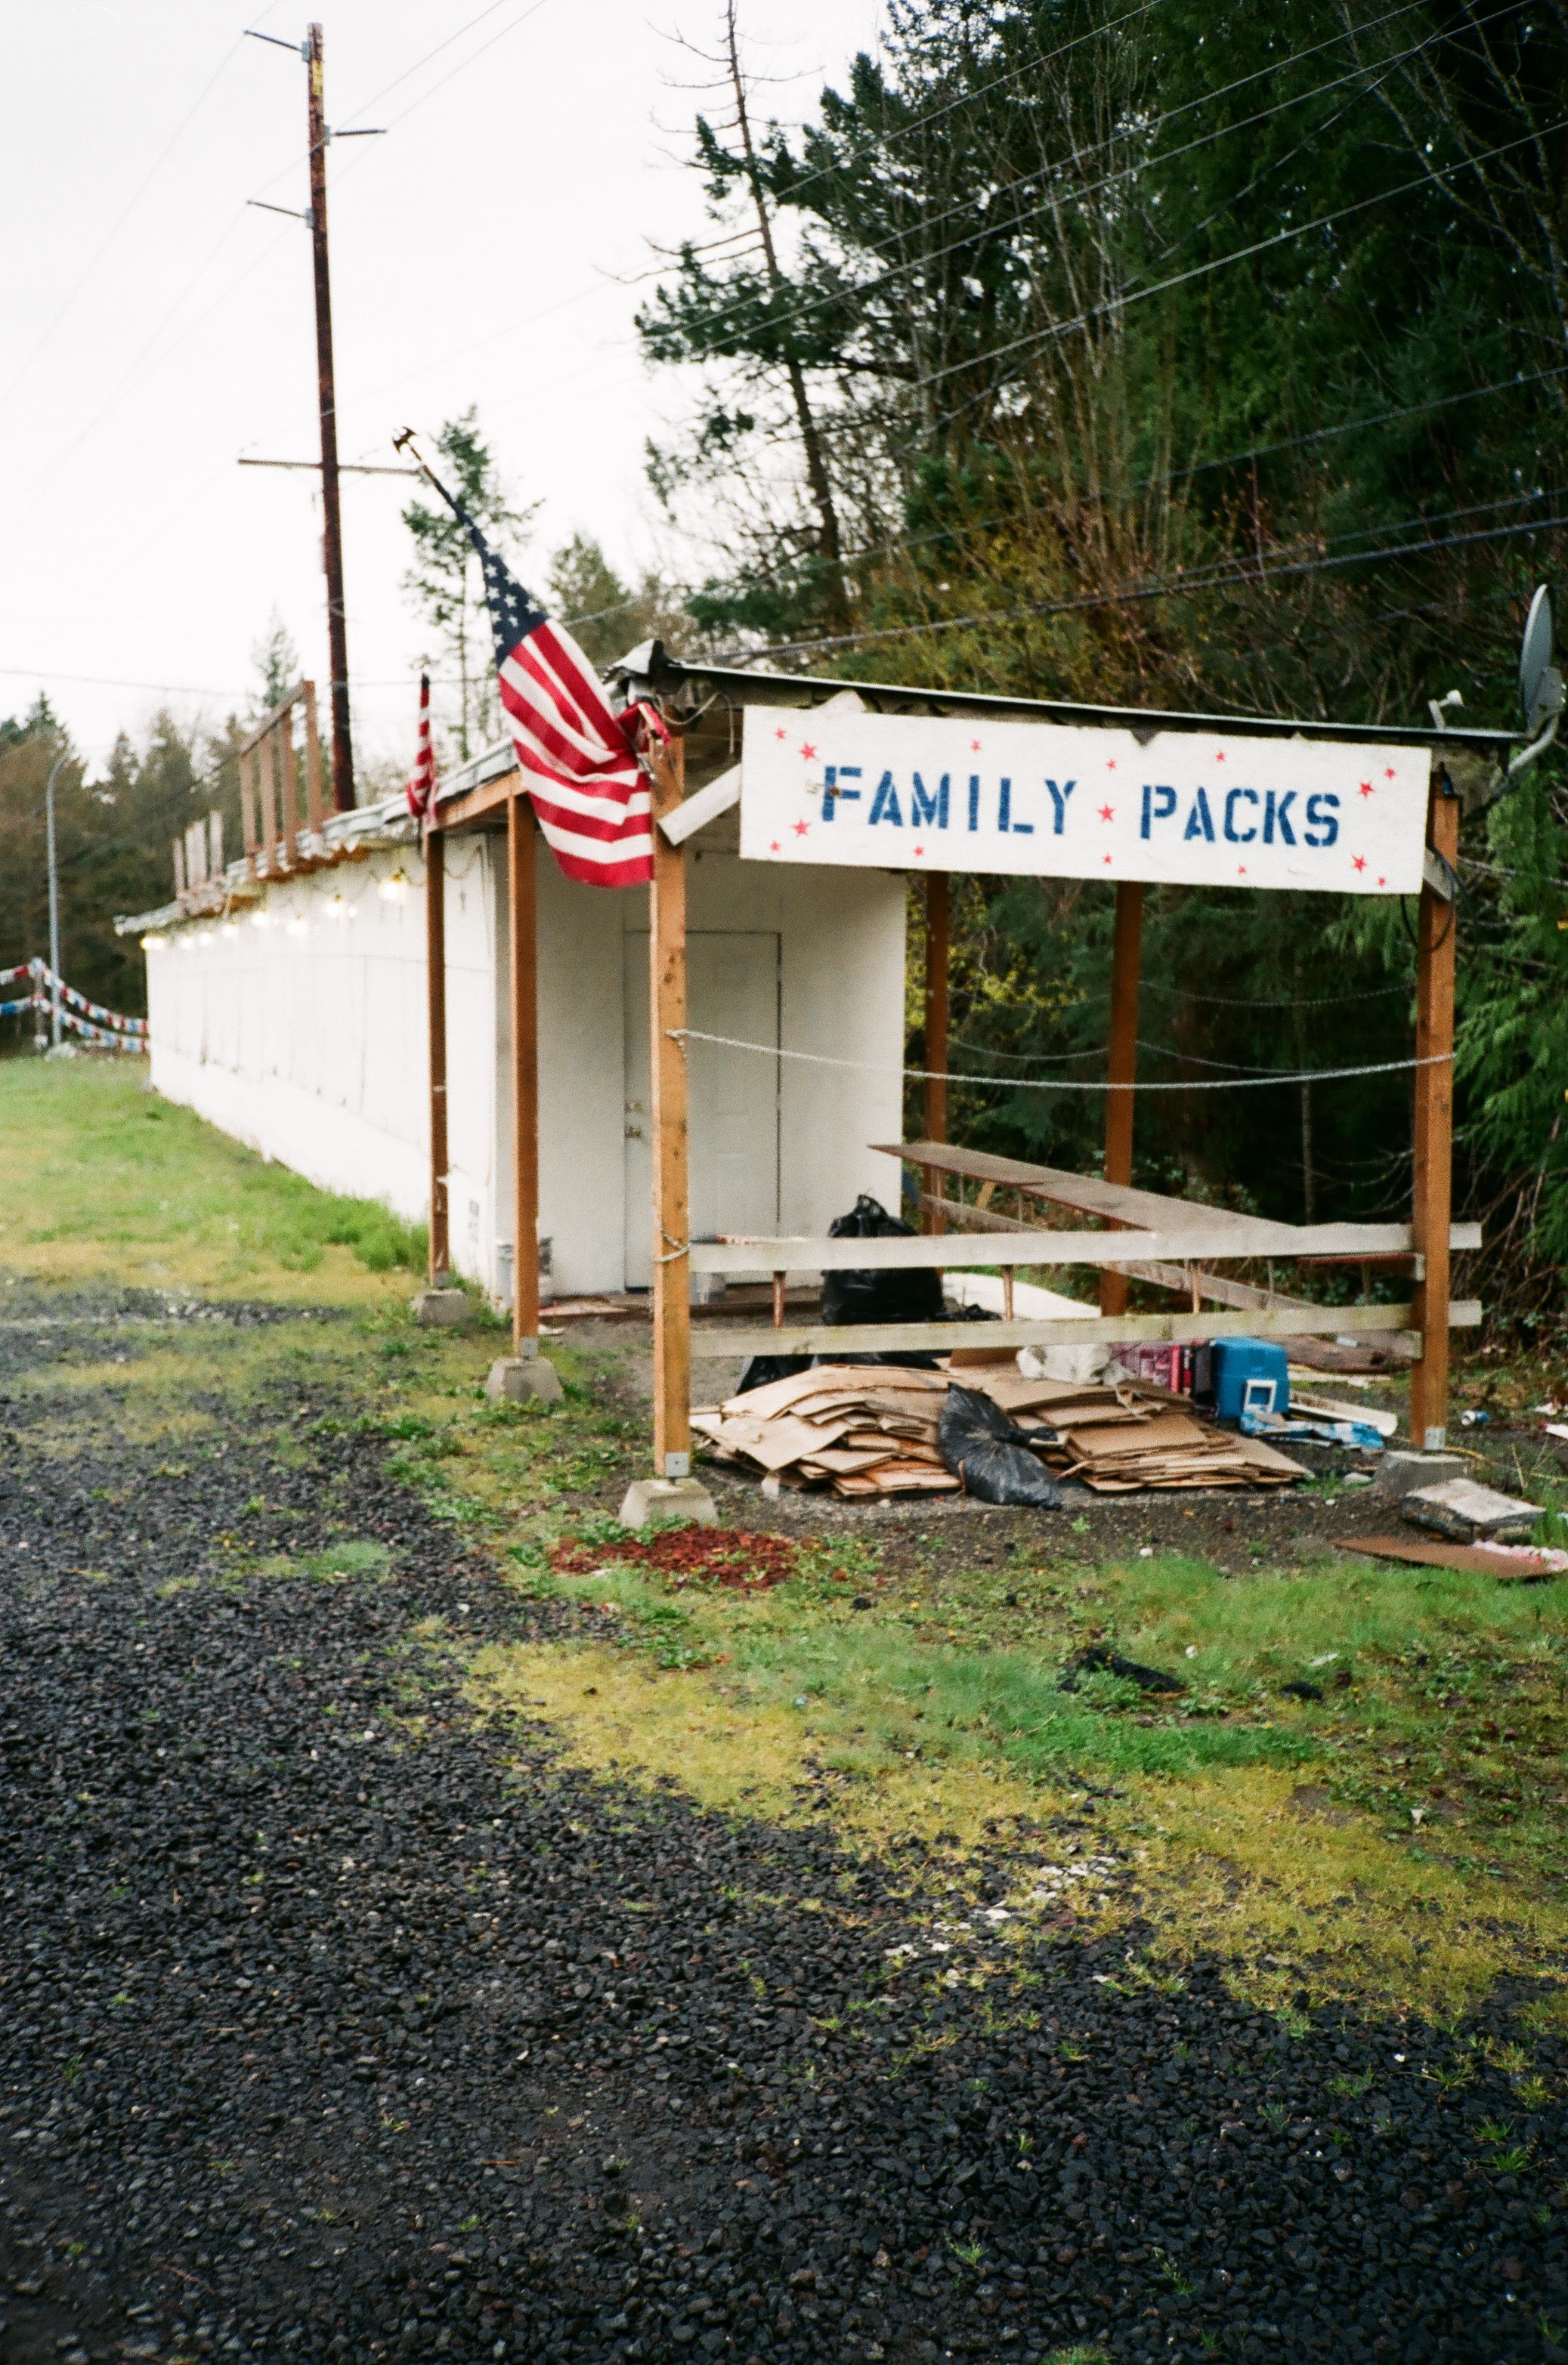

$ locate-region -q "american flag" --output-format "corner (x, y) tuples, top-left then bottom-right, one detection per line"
(396, 441), (656, 887)
(407, 671), (435, 818)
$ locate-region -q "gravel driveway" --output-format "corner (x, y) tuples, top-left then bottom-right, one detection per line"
(0, 1306), (1563, 2365)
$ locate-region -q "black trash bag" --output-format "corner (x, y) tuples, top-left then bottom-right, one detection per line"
(1061, 1645), (1184, 1695)
(938, 1384), (1062, 1509)
(735, 1354), (812, 1396)
(814, 1348), (945, 1371)
(821, 1194), (945, 1328)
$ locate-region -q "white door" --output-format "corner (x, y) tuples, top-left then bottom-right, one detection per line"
(623, 931), (781, 1287)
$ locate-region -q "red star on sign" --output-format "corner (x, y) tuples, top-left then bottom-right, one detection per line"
(1237, 864), (1247, 876)
(1103, 852), (1113, 865)
(792, 820), (809, 836)
(1214, 750), (1226, 762)
(1106, 758), (1117, 771)
(1384, 766), (1396, 778)
(913, 845), (925, 857)
(970, 739), (982, 753)
(775, 727), (787, 741)
(1358, 781), (1374, 797)
(769, 840), (781, 853)
(1377, 875), (1387, 886)
(800, 742), (817, 760)
(1352, 855), (1367, 872)
(1099, 802), (1115, 821)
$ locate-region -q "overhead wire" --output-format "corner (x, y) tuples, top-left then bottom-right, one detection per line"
(778, 113), (1568, 456)
(717, 500), (1568, 666)
(642, 0), (1464, 383)
(688, 359), (1568, 607)
(0, 11), (277, 415)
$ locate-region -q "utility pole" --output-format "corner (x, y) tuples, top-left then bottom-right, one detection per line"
(305, 24), (354, 812)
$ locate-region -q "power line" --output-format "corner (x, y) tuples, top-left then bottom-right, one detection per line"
(701, 358), (1568, 606)
(0, 22), (261, 415)
(816, 114), (1568, 444)
(720, 499), (1568, 666)
(2, 2), (553, 540)
(648, 0), (1456, 386)
(337, 0), (517, 119)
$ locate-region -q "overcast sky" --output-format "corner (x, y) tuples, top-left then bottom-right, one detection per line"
(0, 0), (883, 778)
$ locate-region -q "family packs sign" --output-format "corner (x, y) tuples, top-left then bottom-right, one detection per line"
(738, 709), (1430, 894)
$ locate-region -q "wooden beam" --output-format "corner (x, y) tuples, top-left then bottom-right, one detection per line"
(688, 1218), (1455, 1272)
(240, 751), (258, 876)
(302, 681), (323, 832)
(883, 1141), (1481, 1253)
(1410, 772), (1460, 1446)
(880, 1137), (1265, 1235)
(508, 791), (540, 1353)
(1100, 880), (1144, 1316)
(424, 826), (450, 1284)
(433, 765), (522, 834)
(923, 871), (949, 1235)
(280, 716), (299, 867)
(688, 1300), (1482, 1358)
(917, 1191), (1322, 1311)
(649, 737), (693, 1479)
(235, 675), (307, 759)
(258, 732), (277, 870)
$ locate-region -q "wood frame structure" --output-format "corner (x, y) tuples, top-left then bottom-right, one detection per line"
(627, 735), (1477, 1454)
(414, 647), (1507, 1471)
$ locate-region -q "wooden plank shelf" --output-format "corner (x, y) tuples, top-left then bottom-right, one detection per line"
(688, 1299), (1481, 1359)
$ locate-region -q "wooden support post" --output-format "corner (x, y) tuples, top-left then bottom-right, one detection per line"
(425, 826), (450, 1285)
(259, 734), (277, 871)
(649, 737), (692, 1478)
(280, 718), (299, 867)
(508, 790), (540, 1354)
(772, 1272), (787, 1328)
(1410, 772), (1459, 1447)
(1099, 880), (1144, 1317)
(302, 682), (323, 833)
(923, 871), (950, 1234)
(240, 751), (258, 876)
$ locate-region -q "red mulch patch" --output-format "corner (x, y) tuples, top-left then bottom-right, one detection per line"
(550, 1526), (801, 1591)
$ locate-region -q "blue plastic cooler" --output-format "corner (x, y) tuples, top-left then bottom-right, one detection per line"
(1208, 1338), (1289, 1424)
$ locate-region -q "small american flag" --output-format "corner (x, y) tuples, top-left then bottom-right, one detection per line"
(407, 671), (436, 818)
(396, 439), (656, 887)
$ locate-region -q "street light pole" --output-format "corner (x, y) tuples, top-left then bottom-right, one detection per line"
(45, 749), (75, 1052)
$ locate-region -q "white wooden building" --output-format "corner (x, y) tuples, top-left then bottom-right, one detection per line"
(128, 728), (908, 1306)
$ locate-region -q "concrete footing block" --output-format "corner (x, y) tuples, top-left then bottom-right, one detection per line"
(1375, 1448), (1467, 1499)
(617, 1476), (718, 1531)
(486, 1355), (564, 1405)
(411, 1288), (471, 1327)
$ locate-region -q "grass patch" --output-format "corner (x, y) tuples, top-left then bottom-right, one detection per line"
(261, 1539), (394, 1584)
(0, 1059), (425, 1301)
(5, 1062), (1565, 2022)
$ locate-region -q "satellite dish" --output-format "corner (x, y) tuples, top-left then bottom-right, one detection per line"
(1519, 584), (1554, 724)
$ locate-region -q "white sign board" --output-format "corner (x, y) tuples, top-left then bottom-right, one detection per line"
(738, 709), (1430, 894)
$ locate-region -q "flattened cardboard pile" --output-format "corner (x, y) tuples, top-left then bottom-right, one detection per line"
(692, 1362), (1307, 1499)
(968, 1369), (1307, 1494)
(693, 1365), (959, 1497)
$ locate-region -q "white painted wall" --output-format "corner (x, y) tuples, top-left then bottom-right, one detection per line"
(141, 818), (908, 1300)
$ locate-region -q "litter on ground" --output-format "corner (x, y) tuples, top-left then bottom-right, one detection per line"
(1338, 1533), (1567, 1580)
(694, 1360), (1310, 1498)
